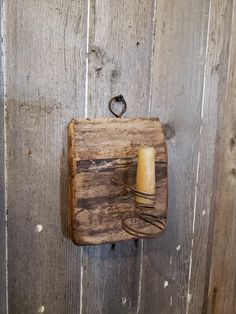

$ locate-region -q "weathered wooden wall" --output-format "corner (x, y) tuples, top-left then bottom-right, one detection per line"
(0, 0), (6, 311)
(5, 1), (87, 313)
(141, 1), (211, 312)
(0, 0), (235, 313)
(207, 0), (236, 313)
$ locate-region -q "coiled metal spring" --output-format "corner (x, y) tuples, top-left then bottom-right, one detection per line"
(112, 178), (166, 238)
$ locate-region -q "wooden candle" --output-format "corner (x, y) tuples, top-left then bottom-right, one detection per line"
(135, 146), (156, 205)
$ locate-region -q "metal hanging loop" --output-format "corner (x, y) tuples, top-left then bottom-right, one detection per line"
(108, 95), (127, 118)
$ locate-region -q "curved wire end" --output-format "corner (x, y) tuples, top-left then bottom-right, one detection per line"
(111, 177), (166, 238)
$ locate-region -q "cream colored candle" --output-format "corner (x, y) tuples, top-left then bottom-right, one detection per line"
(135, 146), (156, 205)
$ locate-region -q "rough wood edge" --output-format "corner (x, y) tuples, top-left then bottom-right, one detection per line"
(72, 117), (161, 123)
(67, 119), (77, 244)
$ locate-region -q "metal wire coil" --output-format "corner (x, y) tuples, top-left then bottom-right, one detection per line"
(111, 178), (166, 238)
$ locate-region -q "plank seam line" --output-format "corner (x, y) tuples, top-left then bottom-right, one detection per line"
(80, 1), (91, 313)
(79, 247), (84, 314)
(84, 0), (90, 119)
(137, 0), (157, 312)
(148, 0), (157, 117)
(137, 239), (144, 314)
(186, 1), (212, 313)
(1, 0), (8, 312)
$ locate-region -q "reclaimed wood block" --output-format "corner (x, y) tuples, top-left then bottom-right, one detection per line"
(68, 118), (168, 245)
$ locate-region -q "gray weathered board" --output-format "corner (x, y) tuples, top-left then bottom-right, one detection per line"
(1, 0), (235, 313)
(68, 118), (167, 245)
(207, 1), (236, 313)
(5, 1), (87, 313)
(0, 0), (6, 311)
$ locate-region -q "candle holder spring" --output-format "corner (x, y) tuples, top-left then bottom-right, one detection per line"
(111, 178), (166, 238)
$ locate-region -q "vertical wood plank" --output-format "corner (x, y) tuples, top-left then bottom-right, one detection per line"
(82, 1), (155, 313)
(6, 1), (87, 313)
(87, 0), (154, 118)
(140, 0), (210, 313)
(0, 0), (6, 312)
(189, 0), (234, 312)
(207, 1), (236, 313)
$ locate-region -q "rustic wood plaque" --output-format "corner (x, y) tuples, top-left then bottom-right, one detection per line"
(68, 118), (168, 245)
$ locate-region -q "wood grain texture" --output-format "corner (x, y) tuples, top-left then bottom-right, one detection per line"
(4, 0), (235, 313)
(81, 1), (156, 313)
(207, 1), (236, 313)
(0, 0), (6, 312)
(6, 1), (87, 313)
(189, 0), (234, 312)
(87, 0), (154, 118)
(68, 118), (167, 245)
(140, 0), (211, 313)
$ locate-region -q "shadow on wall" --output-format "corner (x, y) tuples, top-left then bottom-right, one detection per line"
(60, 124), (71, 240)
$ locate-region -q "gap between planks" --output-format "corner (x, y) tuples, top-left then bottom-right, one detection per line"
(80, 1), (90, 313)
(1, 0), (8, 312)
(137, 1), (157, 313)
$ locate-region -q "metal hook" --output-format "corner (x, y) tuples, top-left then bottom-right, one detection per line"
(108, 95), (127, 118)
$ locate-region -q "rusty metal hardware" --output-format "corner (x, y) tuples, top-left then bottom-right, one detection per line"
(108, 95), (127, 118)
